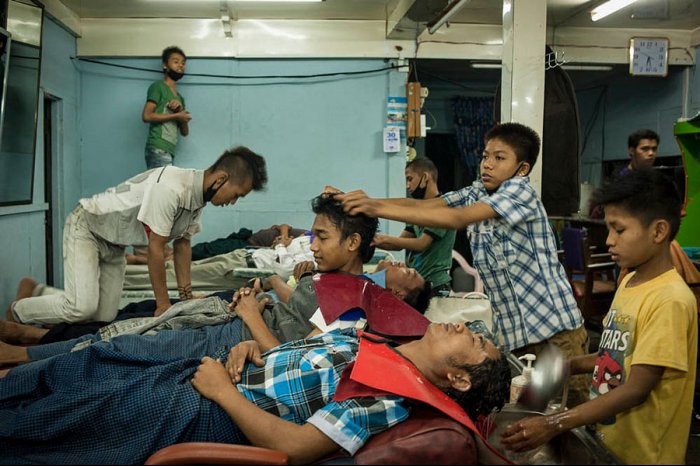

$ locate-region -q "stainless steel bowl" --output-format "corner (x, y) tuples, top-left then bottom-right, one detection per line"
(517, 344), (569, 412)
(486, 404), (620, 465)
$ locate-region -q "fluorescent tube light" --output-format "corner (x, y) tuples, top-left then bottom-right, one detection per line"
(147, 0), (324, 2)
(471, 63), (614, 71)
(590, 0), (638, 22)
(562, 65), (613, 71)
(146, 0), (323, 2)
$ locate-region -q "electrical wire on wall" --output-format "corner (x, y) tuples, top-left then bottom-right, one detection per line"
(72, 57), (408, 83)
(417, 68), (496, 96)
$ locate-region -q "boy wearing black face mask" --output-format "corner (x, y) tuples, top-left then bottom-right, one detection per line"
(8, 147), (268, 326)
(142, 46), (192, 169)
(372, 157), (456, 297)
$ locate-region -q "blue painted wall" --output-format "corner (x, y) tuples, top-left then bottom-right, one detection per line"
(1, 16), (696, 307)
(416, 60), (698, 189)
(0, 18), (81, 307)
(77, 57), (406, 244)
(1, 19), (408, 305)
(578, 64), (690, 185)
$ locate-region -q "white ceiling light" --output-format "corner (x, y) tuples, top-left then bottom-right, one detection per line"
(590, 0), (638, 22)
(471, 63), (613, 71)
(471, 63), (501, 69)
(146, 0), (324, 2)
(233, 0), (323, 2)
(562, 65), (613, 71)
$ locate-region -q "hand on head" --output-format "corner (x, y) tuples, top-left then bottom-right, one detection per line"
(371, 233), (389, 248)
(322, 185), (343, 195)
(333, 189), (378, 216)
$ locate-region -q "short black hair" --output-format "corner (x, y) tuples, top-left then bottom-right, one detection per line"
(628, 129), (659, 149)
(406, 157), (438, 181)
(209, 146), (268, 191)
(444, 352), (511, 419)
(405, 280), (432, 314)
(484, 122), (541, 170)
(590, 168), (682, 240)
(311, 194), (379, 263)
(161, 46), (186, 64)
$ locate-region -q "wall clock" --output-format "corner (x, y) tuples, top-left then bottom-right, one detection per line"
(629, 37), (669, 77)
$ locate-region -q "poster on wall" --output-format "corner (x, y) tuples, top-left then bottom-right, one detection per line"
(383, 126), (400, 153)
(386, 96), (407, 129)
(385, 96), (407, 153)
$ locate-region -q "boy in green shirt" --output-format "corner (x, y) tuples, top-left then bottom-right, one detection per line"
(142, 46), (191, 168)
(372, 157), (456, 297)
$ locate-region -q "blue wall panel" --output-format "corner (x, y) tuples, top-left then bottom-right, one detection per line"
(78, 57), (403, 244)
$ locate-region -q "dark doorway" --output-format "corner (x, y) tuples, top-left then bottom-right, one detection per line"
(43, 95), (54, 285)
(424, 132), (475, 266)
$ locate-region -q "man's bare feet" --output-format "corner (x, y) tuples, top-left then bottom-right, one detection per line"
(0, 319), (47, 345)
(0, 341), (30, 365)
(17, 277), (38, 299)
(5, 277), (38, 321)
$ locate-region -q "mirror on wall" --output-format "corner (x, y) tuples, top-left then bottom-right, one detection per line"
(0, 0), (42, 206)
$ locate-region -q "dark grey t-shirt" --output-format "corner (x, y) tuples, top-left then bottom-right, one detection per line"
(241, 274), (318, 342)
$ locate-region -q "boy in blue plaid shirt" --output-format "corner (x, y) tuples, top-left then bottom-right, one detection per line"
(337, 122), (589, 406)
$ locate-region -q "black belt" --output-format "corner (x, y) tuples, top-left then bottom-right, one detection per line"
(245, 252), (257, 268)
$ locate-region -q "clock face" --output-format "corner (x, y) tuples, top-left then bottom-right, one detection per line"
(629, 37), (669, 76)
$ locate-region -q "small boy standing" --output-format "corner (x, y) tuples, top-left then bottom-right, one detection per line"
(501, 168), (697, 464)
(142, 46), (192, 168)
(336, 122), (588, 405)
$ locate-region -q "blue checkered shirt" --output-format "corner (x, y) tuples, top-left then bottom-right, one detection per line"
(442, 177), (582, 351)
(236, 329), (409, 455)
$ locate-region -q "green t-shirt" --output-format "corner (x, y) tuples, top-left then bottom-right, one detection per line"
(145, 80), (186, 156)
(404, 224), (456, 288)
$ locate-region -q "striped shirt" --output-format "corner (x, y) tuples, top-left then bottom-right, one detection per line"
(236, 329), (409, 455)
(442, 177), (582, 351)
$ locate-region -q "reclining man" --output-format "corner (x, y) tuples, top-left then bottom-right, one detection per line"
(123, 223), (307, 264)
(0, 195), (431, 367)
(0, 318), (511, 464)
(121, 227), (314, 291)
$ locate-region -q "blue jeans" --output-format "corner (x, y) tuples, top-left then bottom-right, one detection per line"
(145, 147), (173, 168)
